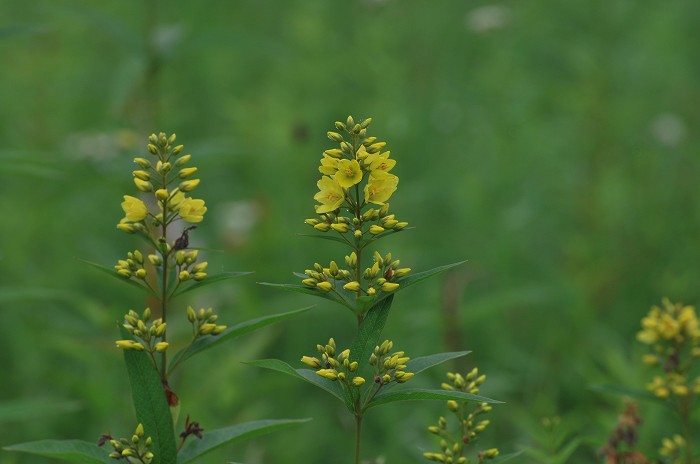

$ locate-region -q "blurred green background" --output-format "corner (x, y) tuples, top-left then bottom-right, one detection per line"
(1, 0), (699, 462)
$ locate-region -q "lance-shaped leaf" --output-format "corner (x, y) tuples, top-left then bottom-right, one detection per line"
(392, 261), (466, 293)
(367, 388), (501, 410)
(258, 281), (354, 310)
(122, 347), (177, 464)
(350, 295), (394, 377)
(297, 233), (351, 246)
(177, 418), (311, 464)
(245, 359), (347, 404)
(167, 307), (311, 374)
(405, 351), (471, 375)
(170, 272), (252, 298)
(3, 440), (112, 464)
(81, 259), (158, 298)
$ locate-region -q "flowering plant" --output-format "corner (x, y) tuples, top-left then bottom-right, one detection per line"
(255, 116), (501, 463)
(7, 133), (308, 463)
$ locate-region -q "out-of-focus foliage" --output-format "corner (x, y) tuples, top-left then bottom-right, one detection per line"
(1, 0), (699, 462)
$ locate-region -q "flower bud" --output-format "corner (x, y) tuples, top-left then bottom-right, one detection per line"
(117, 223), (136, 234)
(301, 356), (322, 368)
(327, 131), (344, 143)
(155, 342), (169, 352)
(316, 281), (332, 292)
(314, 222), (331, 232)
(134, 178), (153, 192)
(147, 144), (158, 154)
(179, 270), (190, 281)
(133, 170), (150, 181)
(178, 167), (198, 178)
(352, 376), (365, 386)
(172, 144), (184, 155)
(330, 223), (349, 233)
(179, 179), (200, 192)
(381, 282), (400, 292)
(155, 189), (169, 201)
(343, 281), (361, 292)
(369, 225), (385, 235)
(175, 154), (191, 166)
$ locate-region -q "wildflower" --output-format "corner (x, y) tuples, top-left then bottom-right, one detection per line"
(319, 155), (339, 176)
(314, 176), (345, 213)
(364, 173), (398, 205)
(179, 198), (207, 223)
(120, 195), (148, 222)
(334, 159), (363, 188)
(369, 153), (396, 175)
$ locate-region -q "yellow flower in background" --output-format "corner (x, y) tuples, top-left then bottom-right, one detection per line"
(319, 155), (339, 176)
(120, 195), (148, 222)
(314, 176), (345, 213)
(179, 198), (207, 223)
(334, 159), (363, 188)
(364, 173), (398, 205)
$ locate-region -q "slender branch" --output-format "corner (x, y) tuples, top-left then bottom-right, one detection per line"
(354, 414), (362, 464)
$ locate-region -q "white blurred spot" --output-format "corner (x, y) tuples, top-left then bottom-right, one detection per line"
(650, 113), (686, 147)
(218, 200), (262, 249)
(466, 5), (512, 33)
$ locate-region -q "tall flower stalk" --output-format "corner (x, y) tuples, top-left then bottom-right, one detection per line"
(257, 116), (499, 464)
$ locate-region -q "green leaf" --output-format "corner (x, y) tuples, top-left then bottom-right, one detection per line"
(553, 439), (581, 464)
(4, 440), (112, 464)
(245, 359), (346, 404)
(177, 419), (310, 464)
(170, 272), (252, 298)
(394, 261), (466, 292)
(367, 388), (501, 409)
(81, 259), (158, 298)
(258, 282), (354, 310)
(122, 347), (177, 464)
(167, 307), (311, 374)
(405, 351), (471, 375)
(350, 295), (394, 378)
(493, 451), (524, 463)
(297, 233), (350, 245)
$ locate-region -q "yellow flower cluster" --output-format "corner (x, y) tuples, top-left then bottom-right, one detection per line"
(307, 117), (407, 237)
(186, 306), (226, 337)
(115, 308), (169, 354)
(637, 298), (700, 398)
(301, 251), (410, 297)
(117, 133), (206, 234)
(424, 369), (497, 464)
(107, 423), (154, 463)
(301, 338), (413, 405)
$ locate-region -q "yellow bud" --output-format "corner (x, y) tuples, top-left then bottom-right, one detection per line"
(394, 268), (411, 277)
(179, 179), (200, 192)
(117, 223), (136, 234)
(148, 254), (162, 266)
(381, 282), (400, 292)
(354, 229), (362, 238)
(199, 323), (216, 335)
(134, 157), (151, 169)
(331, 223), (349, 233)
(213, 325), (227, 335)
(121, 449), (134, 457)
(147, 143), (158, 154)
(302, 278), (317, 287)
(352, 376), (366, 386)
(179, 270), (190, 281)
(133, 170), (150, 181)
(314, 222), (331, 232)
(134, 178), (153, 192)
(135, 269), (147, 279)
(396, 372), (414, 383)
(343, 281), (361, 292)
(316, 281), (333, 292)
(323, 148), (343, 158)
(193, 272), (207, 281)
(327, 131), (344, 142)
(178, 167), (198, 178)
(117, 269), (132, 278)
(175, 154), (191, 166)
(155, 342), (169, 352)
(316, 369), (339, 381)
(369, 225), (385, 235)
(427, 426), (440, 435)
(155, 189), (169, 201)
(447, 400), (459, 411)
(301, 356), (322, 368)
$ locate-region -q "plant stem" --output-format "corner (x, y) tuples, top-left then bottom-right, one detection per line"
(354, 414), (363, 464)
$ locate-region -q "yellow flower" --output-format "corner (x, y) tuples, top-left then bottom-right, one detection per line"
(369, 153), (396, 175)
(314, 176), (345, 213)
(120, 195), (148, 222)
(364, 173), (398, 205)
(179, 198), (207, 223)
(334, 159), (363, 188)
(319, 155), (339, 176)
(169, 191), (186, 210)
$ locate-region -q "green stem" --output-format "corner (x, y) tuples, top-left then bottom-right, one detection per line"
(682, 395), (692, 464)
(354, 414), (362, 464)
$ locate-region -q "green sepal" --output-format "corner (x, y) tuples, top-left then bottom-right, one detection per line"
(367, 388), (501, 410)
(81, 259), (158, 298)
(170, 271), (252, 298)
(167, 306), (311, 374)
(120, 328), (177, 464)
(245, 359), (349, 407)
(3, 440), (112, 464)
(177, 418), (311, 464)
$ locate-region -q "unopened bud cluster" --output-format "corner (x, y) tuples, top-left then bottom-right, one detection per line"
(187, 305), (226, 337)
(114, 249), (148, 280)
(174, 249), (208, 282)
(115, 308), (169, 354)
(107, 423), (154, 463)
(424, 369), (498, 464)
(301, 250), (410, 297)
(659, 434), (685, 460)
(637, 298), (700, 398)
